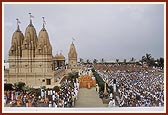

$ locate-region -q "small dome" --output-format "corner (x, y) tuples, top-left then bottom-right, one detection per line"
(55, 53), (65, 60)
(68, 42), (77, 59)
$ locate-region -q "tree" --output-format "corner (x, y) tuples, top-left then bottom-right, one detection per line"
(79, 58), (84, 64)
(67, 72), (79, 82)
(93, 59), (98, 64)
(116, 59), (119, 64)
(156, 57), (164, 69)
(53, 86), (60, 92)
(101, 58), (104, 64)
(22, 85), (29, 92)
(86, 59), (90, 64)
(14, 82), (26, 91)
(36, 88), (41, 97)
(4, 83), (13, 91)
(159, 57), (164, 69)
(40, 86), (46, 89)
(142, 53), (153, 66)
(123, 59), (127, 64)
(148, 58), (155, 67)
(130, 57), (136, 63)
(98, 82), (105, 92)
(142, 53), (151, 63)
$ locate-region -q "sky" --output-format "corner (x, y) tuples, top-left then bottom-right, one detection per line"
(3, 3), (164, 62)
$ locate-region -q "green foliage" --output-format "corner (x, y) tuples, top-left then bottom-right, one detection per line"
(22, 85), (29, 91)
(92, 68), (95, 72)
(86, 59), (90, 64)
(53, 86), (60, 92)
(93, 59), (98, 64)
(98, 82), (105, 92)
(27, 87), (36, 95)
(156, 57), (164, 69)
(123, 59), (127, 64)
(4, 83), (13, 91)
(35, 88), (41, 97)
(40, 86), (46, 89)
(79, 58), (84, 64)
(141, 53), (164, 68)
(92, 70), (104, 92)
(67, 72), (79, 82)
(116, 59), (119, 63)
(14, 82), (26, 91)
(108, 85), (113, 93)
(101, 58), (104, 64)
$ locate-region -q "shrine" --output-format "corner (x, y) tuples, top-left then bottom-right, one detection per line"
(78, 75), (96, 89)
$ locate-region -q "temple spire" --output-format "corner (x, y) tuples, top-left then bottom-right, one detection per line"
(16, 18), (21, 31)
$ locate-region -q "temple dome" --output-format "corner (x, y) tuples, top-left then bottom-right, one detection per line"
(38, 28), (50, 46)
(35, 27), (52, 55)
(22, 22), (37, 50)
(11, 29), (24, 46)
(9, 27), (24, 56)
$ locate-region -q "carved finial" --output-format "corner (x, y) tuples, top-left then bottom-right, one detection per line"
(42, 17), (46, 29)
(16, 18), (21, 31)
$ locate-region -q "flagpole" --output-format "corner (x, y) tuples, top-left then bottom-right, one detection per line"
(72, 37), (75, 43)
(29, 13), (33, 25)
(42, 17), (45, 28)
(16, 18), (20, 31)
(16, 18), (19, 27)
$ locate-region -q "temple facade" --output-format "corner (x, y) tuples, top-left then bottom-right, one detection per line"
(4, 17), (78, 88)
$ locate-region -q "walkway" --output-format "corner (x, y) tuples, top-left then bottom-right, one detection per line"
(75, 87), (108, 107)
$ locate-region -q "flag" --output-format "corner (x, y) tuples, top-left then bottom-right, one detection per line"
(18, 20), (21, 24)
(72, 37), (75, 41)
(16, 18), (21, 25)
(43, 20), (46, 24)
(42, 17), (46, 24)
(30, 14), (34, 18)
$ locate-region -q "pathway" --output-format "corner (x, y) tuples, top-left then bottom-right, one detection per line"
(75, 87), (108, 107)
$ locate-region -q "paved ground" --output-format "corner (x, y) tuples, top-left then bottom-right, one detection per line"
(75, 87), (108, 107)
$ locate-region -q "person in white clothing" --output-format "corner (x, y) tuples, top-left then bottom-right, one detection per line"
(53, 101), (57, 107)
(52, 94), (55, 101)
(49, 101), (52, 107)
(108, 99), (113, 107)
(77, 82), (79, 90)
(112, 98), (116, 107)
(109, 93), (113, 99)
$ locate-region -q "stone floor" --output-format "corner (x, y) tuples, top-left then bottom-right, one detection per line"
(75, 87), (108, 107)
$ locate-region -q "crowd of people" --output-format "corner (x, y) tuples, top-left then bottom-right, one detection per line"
(4, 79), (79, 107)
(4, 90), (37, 107)
(4, 63), (164, 108)
(94, 63), (164, 107)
